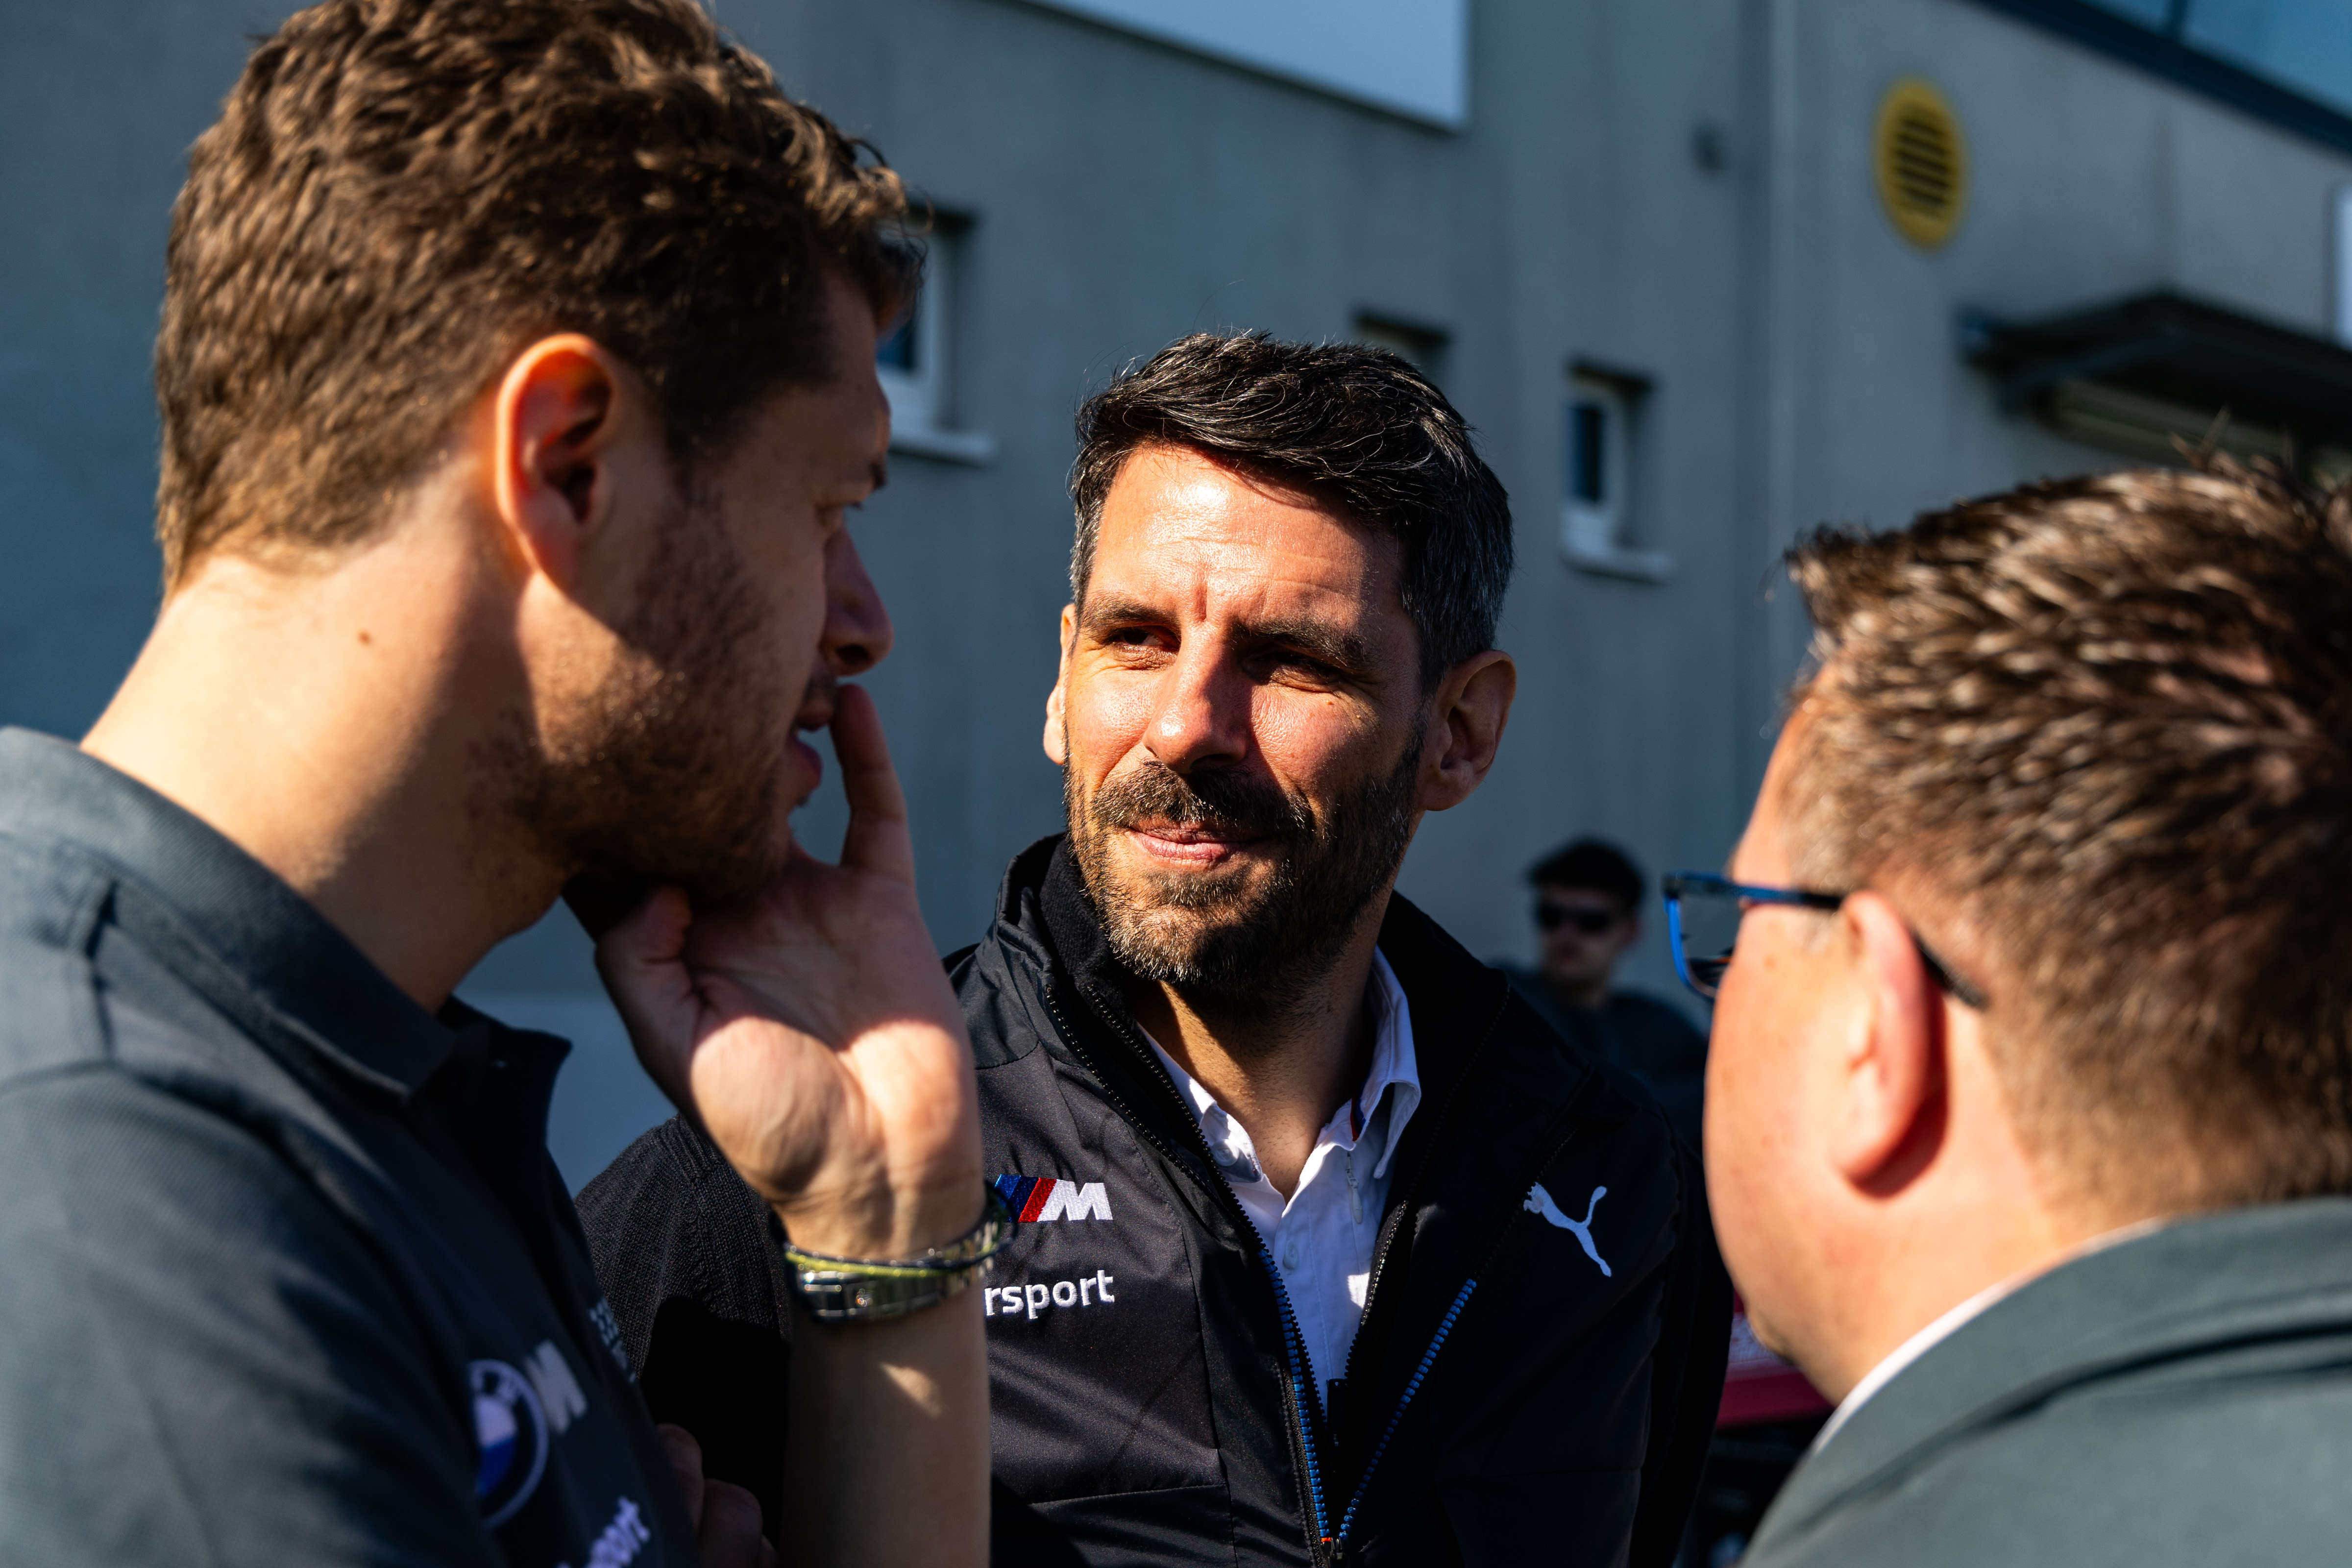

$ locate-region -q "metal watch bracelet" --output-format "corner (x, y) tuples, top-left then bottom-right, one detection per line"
(781, 1185), (1016, 1323)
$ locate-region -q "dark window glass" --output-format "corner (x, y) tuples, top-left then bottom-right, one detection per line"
(877, 311), (917, 373)
(2185, 0), (2352, 117)
(1569, 401), (1606, 504)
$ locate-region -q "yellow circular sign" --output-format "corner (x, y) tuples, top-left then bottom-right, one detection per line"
(1875, 77), (1968, 250)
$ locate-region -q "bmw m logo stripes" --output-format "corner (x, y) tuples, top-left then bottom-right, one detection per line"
(993, 1174), (1113, 1222)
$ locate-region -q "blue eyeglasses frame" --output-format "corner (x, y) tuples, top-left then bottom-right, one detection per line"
(1661, 871), (1988, 1011)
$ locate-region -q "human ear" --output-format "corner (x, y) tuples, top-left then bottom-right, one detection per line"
(1829, 892), (1947, 1188)
(491, 334), (631, 589)
(1042, 603), (1075, 765)
(1417, 650), (1517, 812)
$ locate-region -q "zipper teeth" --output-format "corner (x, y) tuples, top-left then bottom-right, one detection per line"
(1039, 983), (1337, 1551)
(1330, 1039), (1586, 1551)
(1335, 1277), (1477, 1544)
(1254, 1235), (1333, 1544)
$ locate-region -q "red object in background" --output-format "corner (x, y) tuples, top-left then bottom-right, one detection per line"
(1719, 1296), (1832, 1427)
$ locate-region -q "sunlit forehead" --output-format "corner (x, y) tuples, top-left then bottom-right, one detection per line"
(1088, 445), (1408, 659)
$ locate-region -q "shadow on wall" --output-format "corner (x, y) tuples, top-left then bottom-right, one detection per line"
(460, 990), (675, 1192)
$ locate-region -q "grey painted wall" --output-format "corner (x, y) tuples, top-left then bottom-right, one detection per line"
(5, 0), (2345, 1184)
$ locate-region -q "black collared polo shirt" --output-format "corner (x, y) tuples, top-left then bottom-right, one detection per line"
(0, 728), (696, 1566)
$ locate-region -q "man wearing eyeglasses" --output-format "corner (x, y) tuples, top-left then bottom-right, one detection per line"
(1509, 839), (1707, 1148)
(1670, 464), (2352, 1567)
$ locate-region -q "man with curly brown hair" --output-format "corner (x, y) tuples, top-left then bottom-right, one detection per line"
(0, 3), (989, 1565)
(1687, 463), (2352, 1566)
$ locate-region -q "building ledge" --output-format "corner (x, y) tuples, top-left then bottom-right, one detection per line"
(1960, 292), (2352, 465)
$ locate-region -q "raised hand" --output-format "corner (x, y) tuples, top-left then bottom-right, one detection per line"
(594, 684), (982, 1259)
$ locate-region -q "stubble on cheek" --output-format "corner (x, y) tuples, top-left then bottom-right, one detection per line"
(504, 492), (795, 906)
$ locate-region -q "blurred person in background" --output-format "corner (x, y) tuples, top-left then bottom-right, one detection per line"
(1687, 463), (2352, 1566)
(1508, 838), (1708, 1148)
(0, 3), (993, 1565)
(582, 332), (1731, 1567)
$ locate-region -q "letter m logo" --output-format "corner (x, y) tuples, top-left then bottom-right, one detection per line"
(995, 1175), (1113, 1223)
(1037, 1180), (1112, 1222)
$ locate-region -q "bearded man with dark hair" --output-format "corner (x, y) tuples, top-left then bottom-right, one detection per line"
(583, 331), (1731, 1568)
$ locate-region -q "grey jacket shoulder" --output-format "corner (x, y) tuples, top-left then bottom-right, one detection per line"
(0, 833), (119, 1081)
(1744, 1199), (2352, 1568)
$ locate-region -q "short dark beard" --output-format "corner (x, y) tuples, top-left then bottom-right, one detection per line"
(1067, 731), (1423, 1019)
(509, 486), (791, 907)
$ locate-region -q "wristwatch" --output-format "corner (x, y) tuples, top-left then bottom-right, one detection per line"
(780, 1185), (1015, 1323)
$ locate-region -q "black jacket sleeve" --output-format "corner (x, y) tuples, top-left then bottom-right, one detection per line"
(1631, 1136), (1734, 1568)
(576, 1116), (792, 1546)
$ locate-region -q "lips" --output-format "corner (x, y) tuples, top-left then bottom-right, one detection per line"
(1088, 763), (1308, 871)
(1123, 822), (1272, 867)
(785, 679), (836, 798)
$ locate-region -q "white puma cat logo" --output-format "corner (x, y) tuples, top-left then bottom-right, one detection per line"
(1524, 1183), (1611, 1276)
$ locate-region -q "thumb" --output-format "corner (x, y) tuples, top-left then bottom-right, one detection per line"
(831, 684), (918, 886)
(594, 885), (704, 1106)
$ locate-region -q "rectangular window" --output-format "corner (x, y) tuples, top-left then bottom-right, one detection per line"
(877, 218), (994, 465)
(1560, 367), (1671, 583)
(1568, 400), (1606, 505)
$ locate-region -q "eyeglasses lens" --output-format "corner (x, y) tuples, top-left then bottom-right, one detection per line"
(1670, 886), (1743, 998)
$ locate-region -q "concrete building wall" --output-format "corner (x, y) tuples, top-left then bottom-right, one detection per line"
(3, 0), (2345, 1181)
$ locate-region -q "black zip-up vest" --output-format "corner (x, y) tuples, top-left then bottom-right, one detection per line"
(579, 837), (1729, 1567)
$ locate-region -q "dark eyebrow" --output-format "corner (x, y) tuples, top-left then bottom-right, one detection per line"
(1246, 616), (1375, 676)
(1078, 596), (1375, 677)
(1076, 596), (1165, 639)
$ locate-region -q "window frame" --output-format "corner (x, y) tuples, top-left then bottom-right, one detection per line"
(877, 215), (996, 466)
(1559, 366), (1672, 584)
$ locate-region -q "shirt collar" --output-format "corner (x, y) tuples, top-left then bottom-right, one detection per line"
(1358, 949), (1422, 1179)
(0, 727), (459, 1099)
(1141, 946), (1424, 1181)
(1812, 1214), (2175, 1452)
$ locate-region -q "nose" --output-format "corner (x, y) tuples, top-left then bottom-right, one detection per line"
(1144, 635), (1252, 774)
(822, 526), (894, 677)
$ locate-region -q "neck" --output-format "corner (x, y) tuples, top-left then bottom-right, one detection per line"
(1784, 1023), (2103, 1401)
(1549, 973), (1610, 1011)
(1129, 897), (1388, 1200)
(81, 530), (554, 1010)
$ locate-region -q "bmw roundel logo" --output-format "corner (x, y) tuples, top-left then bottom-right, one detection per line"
(470, 1358), (549, 1526)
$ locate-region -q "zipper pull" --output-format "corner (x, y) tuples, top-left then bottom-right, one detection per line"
(1345, 1149), (1363, 1226)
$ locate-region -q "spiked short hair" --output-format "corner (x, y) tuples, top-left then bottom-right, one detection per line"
(1785, 463), (2352, 1217)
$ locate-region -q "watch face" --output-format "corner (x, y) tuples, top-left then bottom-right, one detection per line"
(792, 1265), (970, 1322)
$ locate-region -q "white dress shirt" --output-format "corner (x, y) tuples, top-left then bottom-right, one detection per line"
(1144, 950), (1422, 1400)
